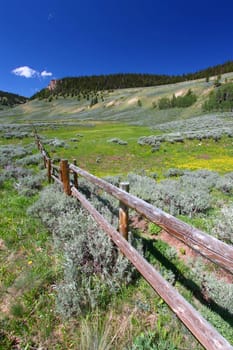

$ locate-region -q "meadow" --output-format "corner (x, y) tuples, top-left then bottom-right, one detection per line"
(0, 76), (233, 349)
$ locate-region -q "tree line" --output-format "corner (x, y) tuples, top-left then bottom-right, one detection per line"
(0, 90), (27, 107)
(31, 60), (233, 101)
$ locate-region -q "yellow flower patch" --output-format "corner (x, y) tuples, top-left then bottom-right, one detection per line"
(178, 156), (233, 173)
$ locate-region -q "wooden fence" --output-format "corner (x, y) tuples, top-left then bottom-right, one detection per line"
(34, 133), (233, 350)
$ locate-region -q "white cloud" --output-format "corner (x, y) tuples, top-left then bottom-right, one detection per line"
(41, 70), (53, 77)
(12, 66), (53, 79)
(12, 66), (39, 78)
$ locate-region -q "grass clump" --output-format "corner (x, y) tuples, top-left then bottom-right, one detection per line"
(130, 330), (178, 350)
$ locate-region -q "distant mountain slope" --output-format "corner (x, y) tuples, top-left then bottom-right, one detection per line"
(31, 60), (233, 100)
(0, 90), (27, 107)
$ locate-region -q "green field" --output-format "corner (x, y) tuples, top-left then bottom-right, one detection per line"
(33, 122), (233, 177)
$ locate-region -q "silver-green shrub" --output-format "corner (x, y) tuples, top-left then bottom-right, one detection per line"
(2, 165), (32, 180)
(48, 138), (67, 148)
(3, 131), (31, 139)
(126, 173), (157, 203)
(0, 145), (31, 166)
(190, 260), (233, 312)
(216, 172), (233, 194)
(125, 171), (216, 217)
(107, 137), (128, 145)
(213, 204), (233, 244)
(15, 171), (46, 197)
(28, 185), (137, 318)
(165, 168), (185, 177)
(27, 185), (78, 230)
(16, 153), (42, 166)
(55, 208), (134, 317)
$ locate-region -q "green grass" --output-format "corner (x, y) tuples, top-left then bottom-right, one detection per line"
(37, 123), (233, 177)
(0, 182), (61, 349)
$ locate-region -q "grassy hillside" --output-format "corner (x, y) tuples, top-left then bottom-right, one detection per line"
(30, 60), (233, 100)
(0, 71), (233, 126)
(0, 90), (27, 108)
(0, 73), (230, 123)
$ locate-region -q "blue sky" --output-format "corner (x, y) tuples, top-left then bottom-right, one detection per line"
(1, 0), (233, 97)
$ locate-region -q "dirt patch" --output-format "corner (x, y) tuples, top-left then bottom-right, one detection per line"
(130, 215), (148, 232)
(130, 215), (233, 283)
(106, 100), (115, 107)
(197, 154), (211, 160)
(175, 89), (185, 97)
(72, 107), (85, 113)
(0, 239), (6, 250)
(159, 230), (198, 261)
(127, 97), (139, 105)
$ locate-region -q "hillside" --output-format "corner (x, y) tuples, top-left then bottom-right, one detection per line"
(0, 90), (27, 108)
(1, 71), (233, 125)
(31, 60), (233, 100)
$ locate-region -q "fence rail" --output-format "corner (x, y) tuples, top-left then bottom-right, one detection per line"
(34, 132), (233, 350)
(69, 163), (233, 274)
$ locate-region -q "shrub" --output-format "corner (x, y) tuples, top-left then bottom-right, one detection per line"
(190, 260), (233, 312)
(3, 131), (31, 139)
(126, 171), (216, 217)
(126, 173), (157, 204)
(28, 185), (137, 317)
(70, 138), (79, 142)
(46, 138), (67, 148)
(107, 138), (128, 145)
(27, 185), (78, 230)
(16, 153), (42, 166)
(2, 165), (32, 180)
(56, 209), (135, 317)
(165, 168), (185, 177)
(158, 90), (197, 110)
(158, 97), (171, 110)
(174, 89), (197, 108)
(151, 143), (160, 152)
(15, 172), (46, 197)
(216, 172), (233, 194)
(0, 145), (31, 166)
(213, 204), (233, 244)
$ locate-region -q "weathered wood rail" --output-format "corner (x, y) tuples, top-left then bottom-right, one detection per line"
(34, 133), (233, 350)
(69, 164), (233, 274)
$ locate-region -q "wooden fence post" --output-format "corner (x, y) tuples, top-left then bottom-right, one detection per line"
(42, 150), (47, 168)
(73, 159), (78, 189)
(119, 182), (129, 240)
(60, 159), (71, 195)
(35, 135), (40, 150)
(47, 158), (52, 183)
